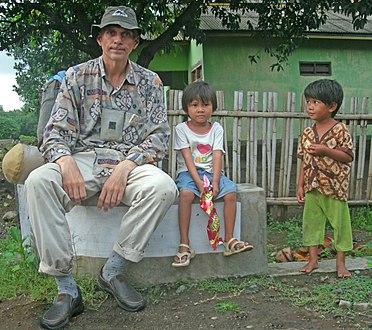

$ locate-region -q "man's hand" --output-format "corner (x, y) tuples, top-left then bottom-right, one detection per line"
(97, 159), (137, 211)
(56, 156), (86, 203)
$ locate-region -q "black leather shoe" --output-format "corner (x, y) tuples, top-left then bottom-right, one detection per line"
(40, 287), (84, 330)
(98, 268), (145, 312)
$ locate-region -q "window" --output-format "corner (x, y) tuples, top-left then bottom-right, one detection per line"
(299, 62), (331, 76)
(191, 63), (203, 82)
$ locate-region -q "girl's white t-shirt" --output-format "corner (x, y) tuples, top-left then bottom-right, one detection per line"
(174, 121), (225, 175)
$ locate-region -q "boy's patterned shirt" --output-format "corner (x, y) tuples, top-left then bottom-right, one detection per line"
(297, 122), (353, 201)
(41, 57), (169, 167)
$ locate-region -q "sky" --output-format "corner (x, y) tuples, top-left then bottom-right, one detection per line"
(0, 51), (24, 111)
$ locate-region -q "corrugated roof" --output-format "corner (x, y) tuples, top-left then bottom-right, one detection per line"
(200, 10), (372, 37)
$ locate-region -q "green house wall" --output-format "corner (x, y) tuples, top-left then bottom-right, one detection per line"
(203, 34), (372, 111)
(133, 33), (371, 115)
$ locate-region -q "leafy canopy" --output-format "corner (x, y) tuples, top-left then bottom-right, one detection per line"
(0, 0), (371, 112)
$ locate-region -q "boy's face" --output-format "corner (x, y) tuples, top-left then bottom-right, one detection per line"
(187, 98), (213, 125)
(306, 98), (337, 122)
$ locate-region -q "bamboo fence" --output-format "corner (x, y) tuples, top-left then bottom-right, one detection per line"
(165, 90), (372, 207)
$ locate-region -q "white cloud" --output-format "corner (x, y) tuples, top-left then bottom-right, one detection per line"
(0, 52), (24, 111)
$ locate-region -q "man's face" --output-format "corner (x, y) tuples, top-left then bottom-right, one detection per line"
(97, 25), (139, 62)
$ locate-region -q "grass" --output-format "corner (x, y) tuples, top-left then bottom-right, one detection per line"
(214, 301), (240, 313)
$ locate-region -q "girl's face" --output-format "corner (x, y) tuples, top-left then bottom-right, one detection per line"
(306, 97), (336, 123)
(187, 98), (213, 125)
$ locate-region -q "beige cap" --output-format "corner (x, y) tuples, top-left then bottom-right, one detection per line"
(2, 144), (44, 184)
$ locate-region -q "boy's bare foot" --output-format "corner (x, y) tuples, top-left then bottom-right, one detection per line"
(299, 262), (319, 273)
(336, 252), (351, 278)
(337, 266), (351, 278)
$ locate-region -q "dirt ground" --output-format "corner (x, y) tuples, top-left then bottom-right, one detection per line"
(0, 271), (371, 330)
(0, 144), (371, 330)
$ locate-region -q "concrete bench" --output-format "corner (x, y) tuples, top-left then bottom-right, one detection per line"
(17, 183), (267, 287)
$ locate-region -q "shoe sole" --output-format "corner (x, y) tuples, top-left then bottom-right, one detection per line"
(223, 245), (254, 257)
(98, 277), (145, 312)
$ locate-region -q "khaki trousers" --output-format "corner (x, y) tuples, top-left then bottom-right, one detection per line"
(24, 151), (178, 276)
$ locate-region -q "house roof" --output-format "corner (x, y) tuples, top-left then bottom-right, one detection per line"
(200, 10), (372, 38)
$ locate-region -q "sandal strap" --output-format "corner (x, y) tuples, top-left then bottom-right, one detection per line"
(179, 243), (191, 249)
(176, 251), (191, 259)
(230, 240), (241, 250)
(224, 238), (237, 249)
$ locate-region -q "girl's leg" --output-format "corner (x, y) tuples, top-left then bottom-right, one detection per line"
(222, 192), (251, 250)
(223, 192), (237, 242)
(175, 189), (195, 262)
(336, 251), (351, 278)
(299, 245), (319, 273)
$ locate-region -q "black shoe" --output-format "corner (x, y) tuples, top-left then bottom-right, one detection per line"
(40, 287), (84, 330)
(98, 267), (145, 312)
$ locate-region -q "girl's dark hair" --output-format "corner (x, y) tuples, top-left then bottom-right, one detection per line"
(182, 81), (217, 113)
(304, 79), (344, 117)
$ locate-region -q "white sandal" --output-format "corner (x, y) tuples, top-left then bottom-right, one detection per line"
(223, 238), (254, 257)
(172, 244), (195, 267)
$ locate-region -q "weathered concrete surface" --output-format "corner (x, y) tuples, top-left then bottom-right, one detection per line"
(18, 183), (267, 287)
(268, 256), (371, 277)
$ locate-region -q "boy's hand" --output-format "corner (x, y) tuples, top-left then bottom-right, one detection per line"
(296, 186), (305, 204)
(308, 143), (327, 156)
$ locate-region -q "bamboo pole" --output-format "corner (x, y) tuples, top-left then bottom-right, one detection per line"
(270, 94), (278, 198)
(348, 97), (358, 199)
(285, 92), (295, 197)
(233, 91), (243, 182)
(262, 92), (268, 192)
(368, 131), (372, 200)
(355, 97), (368, 199)
(278, 93), (289, 197)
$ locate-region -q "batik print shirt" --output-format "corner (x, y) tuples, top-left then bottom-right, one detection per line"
(42, 57), (169, 170)
(297, 122), (353, 201)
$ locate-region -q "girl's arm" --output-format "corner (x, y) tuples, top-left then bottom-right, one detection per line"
(180, 148), (204, 194)
(212, 150), (223, 199)
(296, 161), (305, 204)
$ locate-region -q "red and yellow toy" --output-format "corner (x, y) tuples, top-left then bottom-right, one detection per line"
(200, 174), (223, 250)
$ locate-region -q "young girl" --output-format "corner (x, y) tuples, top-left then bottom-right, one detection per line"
(172, 81), (253, 267)
(297, 79), (354, 277)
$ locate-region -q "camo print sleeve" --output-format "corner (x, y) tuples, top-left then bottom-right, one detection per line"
(41, 67), (81, 163)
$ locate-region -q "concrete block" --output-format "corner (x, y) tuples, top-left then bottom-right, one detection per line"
(17, 183), (267, 287)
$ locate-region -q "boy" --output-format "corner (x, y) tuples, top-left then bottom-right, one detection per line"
(296, 79), (353, 278)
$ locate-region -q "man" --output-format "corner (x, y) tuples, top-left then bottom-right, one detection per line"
(25, 6), (178, 329)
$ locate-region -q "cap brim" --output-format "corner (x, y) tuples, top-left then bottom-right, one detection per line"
(89, 23), (143, 39)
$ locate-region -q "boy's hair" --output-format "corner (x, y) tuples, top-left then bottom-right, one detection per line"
(304, 79), (344, 117)
(182, 81), (217, 113)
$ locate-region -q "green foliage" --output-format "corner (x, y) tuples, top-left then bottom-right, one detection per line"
(214, 301), (240, 313)
(0, 226), (106, 307)
(0, 226), (51, 299)
(195, 278), (247, 294)
(0, 110), (38, 139)
(1, 0), (371, 112)
(268, 216), (303, 249)
(351, 207), (372, 231)
(286, 276), (372, 314)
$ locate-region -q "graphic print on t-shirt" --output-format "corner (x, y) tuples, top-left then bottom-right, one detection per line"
(195, 143), (211, 163)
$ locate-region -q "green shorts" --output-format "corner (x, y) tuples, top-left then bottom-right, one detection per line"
(302, 189), (353, 252)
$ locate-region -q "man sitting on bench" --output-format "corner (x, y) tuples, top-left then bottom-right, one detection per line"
(25, 6), (177, 329)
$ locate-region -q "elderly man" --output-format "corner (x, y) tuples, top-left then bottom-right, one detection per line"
(25, 6), (177, 329)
